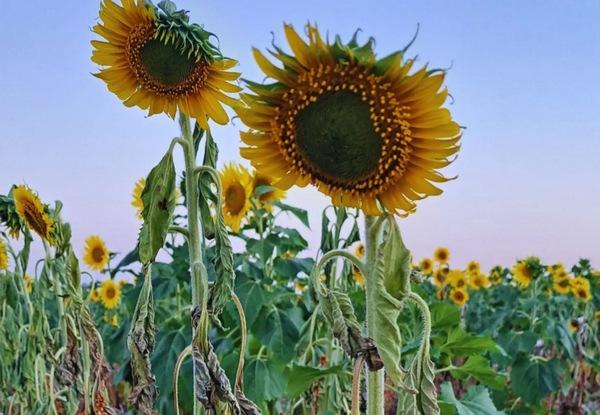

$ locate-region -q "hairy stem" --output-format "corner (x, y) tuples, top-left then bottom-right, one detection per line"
(364, 215), (384, 415)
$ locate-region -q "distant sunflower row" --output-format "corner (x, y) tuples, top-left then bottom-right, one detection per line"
(130, 164), (286, 233)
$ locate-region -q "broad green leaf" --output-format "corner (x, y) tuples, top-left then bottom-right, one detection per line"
(235, 277), (267, 327)
(510, 356), (563, 404)
(450, 355), (506, 390)
(440, 383), (505, 415)
(138, 149), (176, 264)
(253, 306), (299, 363)
(284, 364), (345, 398)
(440, 328), (497, 357)
(430, 302), (461, 331)
(244, 358), (286, 402)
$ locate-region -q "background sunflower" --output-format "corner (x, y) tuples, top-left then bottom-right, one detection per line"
(220, 163), (252, 233)
(12, 186), (54, 243)
(98, 278), (121, 309)
(83, 235), (110, 271)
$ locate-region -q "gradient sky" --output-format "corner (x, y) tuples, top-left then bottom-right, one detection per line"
(1, 0), (599, 273)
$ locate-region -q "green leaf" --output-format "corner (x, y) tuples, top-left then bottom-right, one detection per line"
(450, 355), (506, 390)
(399, 350), (440, 415)
(440, 383), (505, 415)
(440, 328), (497, 357)
(284, 365), (345, 398)
(234, 277), (267, 327)
(253, 306), (300, 363)
(510, 356), (563, 404)
(382, 219), (411, 300)
(138, 149), (176, 264)
(431, 302), (460, 331)
(244, 358), (286, 402)
(275, 202), (310, 228)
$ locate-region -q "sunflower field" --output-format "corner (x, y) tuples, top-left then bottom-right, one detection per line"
(1, 1), (599, 415)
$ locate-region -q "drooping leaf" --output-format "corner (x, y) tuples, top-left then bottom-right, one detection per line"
(138, 149), (176, 264)
(382, 218), (411, 300)
(440, 383), (505, 415)
(275, 202), (310, 228)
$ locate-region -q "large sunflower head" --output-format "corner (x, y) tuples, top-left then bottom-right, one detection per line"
(238, 23), (461, 216)
(0, 238), (8, 270)
(12, 185), (55, 243)
(220, 163), (252, 233)
(91, 0), (241, 128)
(251, 171), (286, 211)
(83, 235), (110, 271)
(99, 278), (121, 309)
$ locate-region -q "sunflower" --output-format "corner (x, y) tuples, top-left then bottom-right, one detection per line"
(595, 310), (600, 322)
(238, 24), (461, 216)
(294, 281), (307, 295)
(24, 274), (34, 293)
(435, 289), (445, 300)
(469, 272), (490, 290)
(83, 235), (110, 271)
(12, 185), (54, 242)
(571, 277), (591, 302)
(450, 288), (469, 307)
(553, 277), (571, 295)
(489, 267), (503, 285)
(352, 266), (365, 287)
(446, 270), (467, 289)
(119, 279), (128, 287)
(432, 268), (447, 286)
(105, 315), (119, 327)
(419, 257), (433, 275)
(466, 261), (480, 274)
(91, 0), (240, 128)
(251, 171), (286, 211)
(0, 239), (8, 270)
(90, 288), (100, 302)
(512, 261), (533, 288)
(567, 319), (580, 334)
(433, 247), (450, 264)
(99, 279), (121, 309)
(131, 177), (145, 219)
(220, 163), (252, 233)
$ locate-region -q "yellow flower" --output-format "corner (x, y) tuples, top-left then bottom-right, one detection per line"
(352, 266), (365, 287)
(512, 262), (533, 288)
(433, 247), (450, 264)
(595, 310), (600, 322)
(469, 272), (490, 290)
(131, 178), (145, 219)
(446, 270), (467, 289)
(83, 235), (110, 271)
(90, 288), (100, 302)
(91, 0), (240, 128)
(0, 238), (8, 270)
(432, 268), (448, 286)
(466, 261), (480, 274)
(12, 185), (54, 242)
(105, 315), (119, 327)
(567, 319), (580, 334)
(354, 243), (365, 259)
(251, 171), (286, 211)
(98, 279), (121, 310)
(419, 258), (433, 275)
(294, 281), (307, 295)
(570, 277), (591, 302)
(319, 274), (327, 283)
(119, 279), (127, 287)
(220, 163), (252, 233)
(489, 267), (503, 285)
(450, 288), (469, 307)
(238, 23), (460, 216)
(553, 277), (571, 295)
(24, 274), (34, 293)
(435, 289), (445, 300)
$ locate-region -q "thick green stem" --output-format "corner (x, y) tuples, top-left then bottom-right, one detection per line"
(364, 215), (384, 415)
(43, 242), (67, 346)
(179, 114), (210, 415)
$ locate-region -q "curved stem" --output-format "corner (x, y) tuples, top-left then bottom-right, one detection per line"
(310, 249), (366, 298)
(173, 345), (193, 415)
(351, 354), (365, 415)
(408, 292), (432, 355)
(168, 226), (190, 239)
(231, 293), (247, 391)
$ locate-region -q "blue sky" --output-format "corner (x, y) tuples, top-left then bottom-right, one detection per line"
(1, 0), (599, 272)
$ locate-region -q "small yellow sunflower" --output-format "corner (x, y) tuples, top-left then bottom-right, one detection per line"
(24, 274), (34, 293)
(83, 235), (110, 271)
(352, 266), (365, 287)
(489, 267), (503, 285)
(567, 319), (580, 334)
(432, 268), (447, 286)
(433, 247), (450, 264)
(553, 277), (571, 295)
(131, 177), (145, 219)
(12, 185), (54, 242)
(238, 23), (461, 216)
(469, 272), (490, 290)
(90, 288), (100, 302)
(251, 171), (286, 211)
(354, 243), (365, 259)
(99, 279), (121, 310)
(446, 270), (467, 289)
(294, 281), (307, 295)
(570, 277), (591, 302)
(104, 315), (119, 327)
(91, 0), (240, 128)
(466, 261), (480, 274)
(220, 163), (252, 233)
(0, 239), (8, 270)
(419, 257), (433, 275)
(450, 288), (469, 307)
(512, 262), (533, 288)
